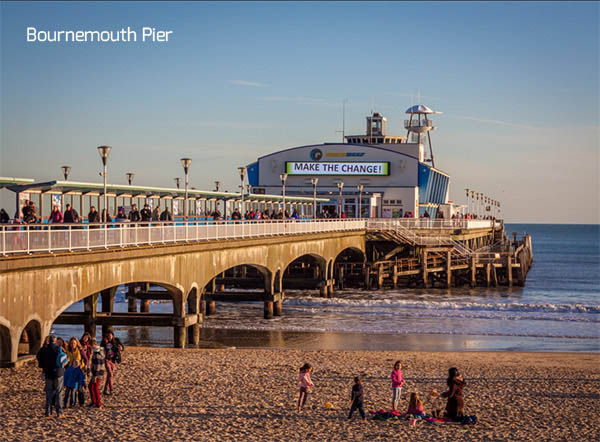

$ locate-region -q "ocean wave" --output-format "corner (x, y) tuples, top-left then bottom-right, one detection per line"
(282, 297), (600, 315)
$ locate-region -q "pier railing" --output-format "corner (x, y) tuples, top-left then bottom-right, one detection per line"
(0, 219), (367, 256)
(0, 218), (495, 256)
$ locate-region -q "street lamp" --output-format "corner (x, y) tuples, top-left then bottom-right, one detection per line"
(238, 167), (246, 215)
(61, 166), (71, 181)
(465, 188), (470, 215)
(214, 181), (221, 192)
(180, 158), (192, 220)
(311, 177), (318, 219)
(357, 184), (364, 219)
(97, 146), (111, 223)
(126, 172), (135, 185)
(280, 173), (288, 216)
(337, 181), (344, 218)
(174, 177), (181, 189)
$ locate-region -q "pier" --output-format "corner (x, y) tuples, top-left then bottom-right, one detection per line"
(0, 216), (533, 367)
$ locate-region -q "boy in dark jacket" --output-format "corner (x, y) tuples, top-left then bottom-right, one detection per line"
(348, 376), (366, 421)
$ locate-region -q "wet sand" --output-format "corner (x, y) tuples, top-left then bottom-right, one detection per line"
(1, 347), (599, 441)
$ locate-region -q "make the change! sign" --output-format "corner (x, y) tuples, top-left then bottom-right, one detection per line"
(286, 161), (389, 176)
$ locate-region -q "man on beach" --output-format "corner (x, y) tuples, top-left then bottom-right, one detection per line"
(36, 335), (67, 417)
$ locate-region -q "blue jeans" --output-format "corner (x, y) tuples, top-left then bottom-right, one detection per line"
(45, 376), (64, 415)
(392, 386), (402, 410)
(348, 401), (365, 419)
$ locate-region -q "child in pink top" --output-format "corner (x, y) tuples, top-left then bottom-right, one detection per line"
(297, 363), (314, 412)
(391, 360), (405, 411)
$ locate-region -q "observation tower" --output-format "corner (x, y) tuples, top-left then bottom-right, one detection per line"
(404, 104), (442, 168)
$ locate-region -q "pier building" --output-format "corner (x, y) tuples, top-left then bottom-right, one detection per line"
(246, 107), (452, 218)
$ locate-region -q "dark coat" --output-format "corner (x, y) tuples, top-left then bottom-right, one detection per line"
(441, 378), (466, 420)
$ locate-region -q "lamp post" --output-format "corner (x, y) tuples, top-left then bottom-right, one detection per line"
(465, 188), (470, 216)
(357, 184), (364, 219)
(126, 172), (135, 185)
(311, 177), (318, 219)
(238, 167), (246, 215)
(180, 158), (192, 221)
(174, 177), (181, 189)
(214, 181), (221, 192)
(337, 181), (344, 218)
(61, 166), (71, 181)
(97, 146), (111, 223)
(280, 173), (288, 215)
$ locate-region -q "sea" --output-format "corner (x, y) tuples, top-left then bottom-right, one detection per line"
(54, 224), (600, 353)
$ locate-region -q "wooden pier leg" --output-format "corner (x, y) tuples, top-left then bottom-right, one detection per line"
(422, 250), (429, 288)
(506, 256), (513, 287)
(274, 299), (282, 317)
(491, 264), (498, 287)
(486, 264), (491, 287)
(377, 265), (384, 289)
(364, 264), (371, 290)
(319, 284), (328, 297)
(174, 326), (186, 348)
(446, 250), (452, 288)
(205, 301), (216, 316)
(140, 299), (150, 313)
(338, 266), (345, 290)
(393, 266), (398, 289)
(264, 301), (274, 319)
(327, 280), (334, 298)
(470, 256), (476, 287)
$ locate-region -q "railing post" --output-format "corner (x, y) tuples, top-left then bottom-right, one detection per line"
(1, 227), (5, 256)
(48, 225), (51, 252)
(68, 226), (71, 252)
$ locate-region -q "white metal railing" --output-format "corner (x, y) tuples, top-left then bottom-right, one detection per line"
(0, 218), (495, 257)
(404, 119), (433, 128)
(0, 219), (366, 256)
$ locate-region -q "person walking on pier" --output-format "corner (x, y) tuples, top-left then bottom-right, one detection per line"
(152, 205), (161, 221)
(88, 206), (100, 228)
(101, 330), (123, 395)
(141, 204), (152, 222)
(89, 339), (105, 408)
(129, 204), (140, 223)
(50, 206), (63, 224)
(160, 206), (173, 221)
(63, 204), (80, 224)
(0, 208), (9, 223)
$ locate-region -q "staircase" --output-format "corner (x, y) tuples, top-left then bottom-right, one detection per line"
(368, 220), (474, 258)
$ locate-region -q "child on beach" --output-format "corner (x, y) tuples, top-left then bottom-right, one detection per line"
(405, 392), (425, 418)
(391, 360), (405, 411)
(348, 376), (366, 421)
(89, 339), (105, 408)
(297, 363), (314, 412)
(63, 360), (85, 408)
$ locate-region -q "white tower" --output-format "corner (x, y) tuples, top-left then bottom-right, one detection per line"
(404, 104), (442, 168)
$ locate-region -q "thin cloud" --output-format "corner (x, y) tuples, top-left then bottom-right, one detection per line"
(449, 114), (543, 131)
(227, 80), (267, 88)
(259, 96), (339, 107)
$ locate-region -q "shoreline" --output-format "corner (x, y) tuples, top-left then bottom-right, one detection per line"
(104, 326), (600, 353)
(2, 347), (599, 442)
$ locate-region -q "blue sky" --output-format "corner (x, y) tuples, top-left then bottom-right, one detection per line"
(1, 1), (598, 223)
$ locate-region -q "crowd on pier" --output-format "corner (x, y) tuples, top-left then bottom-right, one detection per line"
(36, 331), (124, 417)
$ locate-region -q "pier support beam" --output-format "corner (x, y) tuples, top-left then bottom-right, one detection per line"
(264, 301), (274, 319)
(446, 250), (452, 288)
(140, 299), (150, 313)
(173, 326), (186, 348)
(486, 264), (491, 288)
(100, 288), (116, 337)
(83, 293), (98, 337)
(506, 256), (513, 287)
(205, 301), (216, 316)
(470, 256), (477, 287)
(274, 299), (282, 317)
(422, 249), (430, 288)
(127, 283), (137, 312)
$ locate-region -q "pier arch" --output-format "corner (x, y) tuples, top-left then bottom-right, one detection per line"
(0, 324), (11, 366)
(18, 318), (42, 356)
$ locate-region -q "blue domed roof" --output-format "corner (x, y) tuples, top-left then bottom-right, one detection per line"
(405, 104), (434, 114)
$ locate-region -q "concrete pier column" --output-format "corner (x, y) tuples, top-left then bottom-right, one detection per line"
(100, 288), (115, 337)
(319, 284), (328, 298)
(127, 283), (137, 312)
(274, 299), (282, 316)
(188, 323), (200, 345)
(486, 263), (491, 287)
(470, 256), (477, 287)
(422, 249), (430, 288)
(264, 301), (274, 319)
(173, 326), (186, 348)
(326, 280), (334, 297)
(506, 256), (513, 287)
(83, 293), (98, 338)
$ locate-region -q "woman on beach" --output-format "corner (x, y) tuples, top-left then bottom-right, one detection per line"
(297, 363), (314, 412)
(391, 360), (405, 412)
(441, 367), (467, 421)
(66, 337), (85, 368)
(101, 330), (124, 395)
(79, 332), (93, 371)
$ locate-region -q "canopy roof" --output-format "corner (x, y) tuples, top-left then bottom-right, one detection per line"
(405, 104), (442, 114)
(0, 178), (327, 203)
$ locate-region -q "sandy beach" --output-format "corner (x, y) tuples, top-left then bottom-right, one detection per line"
(1, 347), (599, 441)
